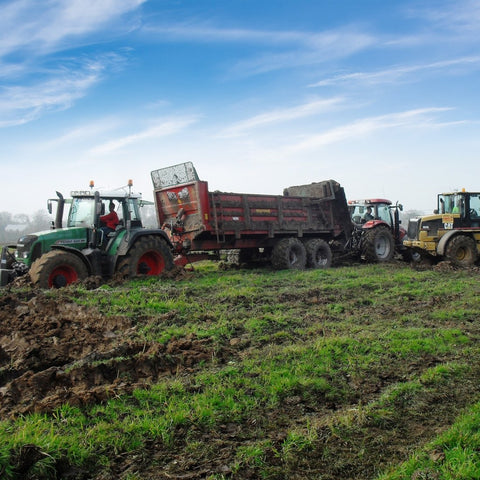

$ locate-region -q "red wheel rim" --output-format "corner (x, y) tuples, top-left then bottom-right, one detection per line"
(48, 266), (78, 288)
(137, 251), (165, 275)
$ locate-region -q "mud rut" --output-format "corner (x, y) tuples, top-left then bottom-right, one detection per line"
(0, 288), (216, 418)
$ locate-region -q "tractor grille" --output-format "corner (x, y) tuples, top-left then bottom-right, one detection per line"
(407, 218), (420, 240)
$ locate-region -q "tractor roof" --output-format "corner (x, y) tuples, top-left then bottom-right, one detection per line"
(70, 189), (142, 200)
(348, 199), (392, 206)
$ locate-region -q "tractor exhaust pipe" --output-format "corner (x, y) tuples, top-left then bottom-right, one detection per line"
(55, 191), (65, 229)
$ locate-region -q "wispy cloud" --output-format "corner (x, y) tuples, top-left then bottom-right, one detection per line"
(90, 116), (198, 155)
(0, 0), (145, 127)
(0, 54), (125, 127)
(218, 97), (344, 138)
(285, 108), (455, 153)
(413, 0), (480, 33)
(310, 56), (480, 87)
(145, 22), (375, 75)
(0, 0), (146, 57)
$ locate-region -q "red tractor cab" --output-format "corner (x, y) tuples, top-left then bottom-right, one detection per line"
(348, 199), (410, 261)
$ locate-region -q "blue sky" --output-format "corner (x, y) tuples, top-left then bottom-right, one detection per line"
(1, 0), (480, 216)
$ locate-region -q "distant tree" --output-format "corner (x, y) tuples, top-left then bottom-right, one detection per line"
(28, 209), (52, 233)
(0, 212), (13, 244)
(0, 210), (52, 245)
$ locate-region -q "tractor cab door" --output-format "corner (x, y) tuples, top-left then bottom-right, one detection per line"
(467, 193), (480, 227)
(375, 203), (393, 226)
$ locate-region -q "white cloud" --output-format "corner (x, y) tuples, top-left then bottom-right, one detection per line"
(0, 0), (146, 57)
(90, 116), (198, 155)
(310, 56), (480, 87)
(285, 108), (454, 153)
(415, 0), (480, 33)
(145, 22), (375, 75)
(0, 55), (124, 127)
(218, 97), (344, 138)
(0, 0), (144, 128)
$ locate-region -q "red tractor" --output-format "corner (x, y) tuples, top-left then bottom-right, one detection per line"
(348, 199), (412, 262)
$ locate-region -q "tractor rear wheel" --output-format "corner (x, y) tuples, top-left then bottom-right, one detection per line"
(117, 236), (174, 277)
(305, 239), (332, 269)
(271, 238), (307, 270)
(30, 250), (88, 288)
(445, 235), (477, 266)
(362, 225), (395, 262)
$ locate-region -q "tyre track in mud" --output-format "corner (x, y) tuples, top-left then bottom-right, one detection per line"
(0, 290), (219, 417)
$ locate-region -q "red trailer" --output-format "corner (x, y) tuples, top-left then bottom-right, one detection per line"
(151, 162), (354, 270)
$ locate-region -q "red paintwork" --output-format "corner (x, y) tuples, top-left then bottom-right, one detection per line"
(154, 177), (352, 264)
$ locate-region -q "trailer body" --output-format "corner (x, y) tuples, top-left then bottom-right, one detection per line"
(151, 162), (354, 268)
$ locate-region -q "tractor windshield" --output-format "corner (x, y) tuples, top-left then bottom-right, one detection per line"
(67, 197), (95, 227)
(350, 203), (392, 225)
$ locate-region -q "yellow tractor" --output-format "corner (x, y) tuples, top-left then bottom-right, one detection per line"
(404, 189), (480, 266)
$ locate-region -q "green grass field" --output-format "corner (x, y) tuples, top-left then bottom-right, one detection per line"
(1, 261), (479, 479)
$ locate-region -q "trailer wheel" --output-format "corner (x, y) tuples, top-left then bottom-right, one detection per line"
(117, 236), (174, 277)
(362, 225), (395, 262)
(305, 239), (332, 269)
(445, 235), (477, 266)
(30, 250), (88, 289)
(271, 238), (307, 270)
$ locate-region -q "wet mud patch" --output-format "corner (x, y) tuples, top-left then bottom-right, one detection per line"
(0, 292), (220, 417)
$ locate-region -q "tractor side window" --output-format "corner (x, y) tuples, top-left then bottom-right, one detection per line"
(126, 198), (142, 226)
(101, 200), (123, 226)
(377, 205), (391, 223)
(439, 195), (454, 213)
(469, 195), (480, 218)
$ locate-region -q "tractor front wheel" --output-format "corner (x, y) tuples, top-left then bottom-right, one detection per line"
(30, 250), (88, 288)
(362, 225), (395, 262)
(117, 236), (174, 278)
(445, 235), (477, 266)
(271, 238), (307, 270)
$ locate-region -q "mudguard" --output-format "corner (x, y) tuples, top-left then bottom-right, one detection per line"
(436, 230), (458, 256)
(50, 245), (94, 275)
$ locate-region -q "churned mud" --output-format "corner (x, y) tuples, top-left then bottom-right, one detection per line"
(0, 286), (215, 418)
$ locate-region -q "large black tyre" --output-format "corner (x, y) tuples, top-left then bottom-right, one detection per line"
(362, 225), (395, 262)
(445, 235), (477, 266)
(116, 236), (174, 277)
(271, 238), (307, 270)
(30, 250), (88, 288)
(401, 247), (422, 263)
(305, 239), (332, 269)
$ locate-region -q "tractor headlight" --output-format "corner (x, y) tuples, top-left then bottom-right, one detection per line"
(15, 235), (38, 259)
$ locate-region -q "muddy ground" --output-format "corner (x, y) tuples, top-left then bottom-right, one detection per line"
(0, 288), (219, 419)
(1, 264), (479, 479)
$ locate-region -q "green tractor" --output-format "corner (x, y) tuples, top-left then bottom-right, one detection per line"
(0, 181), (174, 288)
